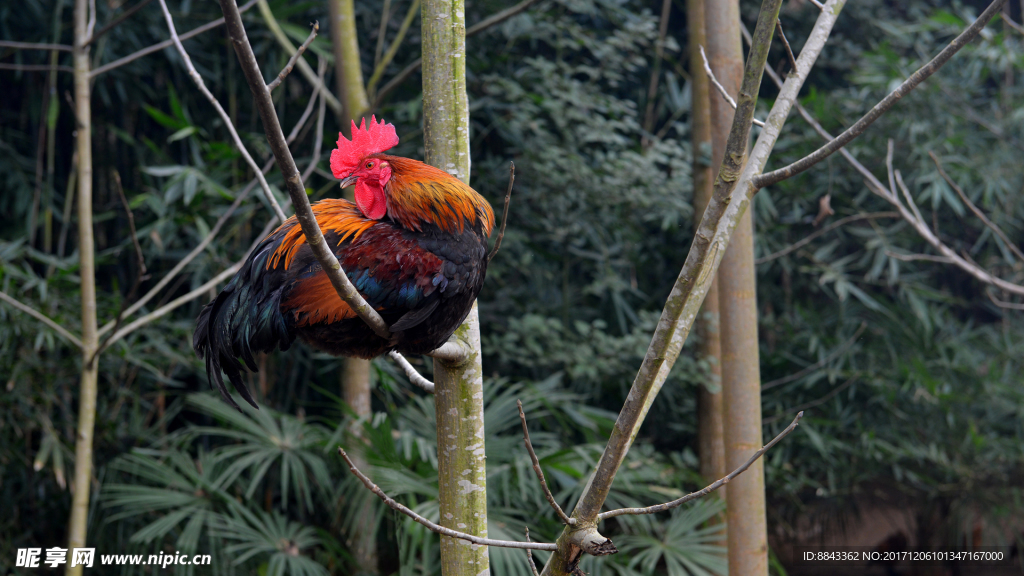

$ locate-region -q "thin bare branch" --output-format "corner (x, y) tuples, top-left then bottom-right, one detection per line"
(373, 58), (421, 107)
(388, 351), (435, 393)
(101, 262), (242, 351)
(217, 0), (392, 339)
(157, 0), (287, 223)
(699, 45), (765, 127)
(525, 528), (541, 576)
(255, 0), (342, 115)
(337, 447), (558, 550)
(0, 40), (73, 52)
(641, 0), (672, 141)
(87, 0), (96, 40)
(762, 322), (866, 390)
(1002, 12), (1024, 34)
(756, 212), (900, 264)
(90, 0), (258, 78)
(987, 289), (1024, 310)
(929, 151), (1024, 262)
(92, 170), (149, 360)
(467, 0), (541, 36)
(0, 291), (83, 348)
(365, 0), (420, 97)
(488, 162), (515, 262)
(764, 379), (855, 425)
(597, 412), (803, 520)
(114, 171), (146, 276)
(518, 400), (576, 526)
(374, 0), (392, 68)
(267, 21), (318, 92)
(299, 58), (328, 185)
(807, 0), (825, 9)
(55, 150), (78, 262)
(87, 0), (157, 45)
(776, 19), (798, 72)
(0, 63), (74, 73)
(765, 57), (1024, 298)
(755, 0), (1009, 188)
(884, 250), (954, 264)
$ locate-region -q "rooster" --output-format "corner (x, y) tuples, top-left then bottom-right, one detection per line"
(193, 117), (494, 410)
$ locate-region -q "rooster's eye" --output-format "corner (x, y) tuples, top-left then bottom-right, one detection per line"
(366, 161), (375, 169)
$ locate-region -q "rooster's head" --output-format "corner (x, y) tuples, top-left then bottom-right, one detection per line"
(330, 116), (400, 220)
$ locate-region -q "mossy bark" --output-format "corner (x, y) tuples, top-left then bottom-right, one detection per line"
(432, 303), (489, 576)
(422, 0), (488, 573)
(66, 0), (98, 573)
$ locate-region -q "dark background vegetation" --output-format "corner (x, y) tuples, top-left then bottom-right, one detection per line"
(1, 0), (1022, 574)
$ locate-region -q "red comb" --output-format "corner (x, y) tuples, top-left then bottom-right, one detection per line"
(330, 116), (400, 178)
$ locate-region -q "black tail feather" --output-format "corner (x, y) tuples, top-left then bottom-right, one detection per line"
(193, 254), (294, 410)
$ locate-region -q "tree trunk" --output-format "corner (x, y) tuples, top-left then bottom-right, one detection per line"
(328, 2), (378, 570)
(690, 2), (727, 571)
(340, 356), (377, 574)
(328, 0), (371, 122)
(422, 0), (488, 572)
(706, 1), (768, 574)
(689, 0), (726, 497)
(66, 0), (99, 574)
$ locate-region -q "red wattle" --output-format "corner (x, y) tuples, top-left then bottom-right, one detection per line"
(355, 180), (387, 220)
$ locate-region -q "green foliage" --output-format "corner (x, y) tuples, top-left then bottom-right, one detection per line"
(1, 0), (1023, 573)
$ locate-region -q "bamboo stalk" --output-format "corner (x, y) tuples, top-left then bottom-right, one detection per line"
(421, 0), (488, 571)
(705, 1), (768, 574)
(328, 0), (371, 123)
(689, 0), (726, 510)
(66, 0), (99, 573)
(690, 2), (727, 570)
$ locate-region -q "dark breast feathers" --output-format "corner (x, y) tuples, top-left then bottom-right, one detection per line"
(193, 197), (490, 410)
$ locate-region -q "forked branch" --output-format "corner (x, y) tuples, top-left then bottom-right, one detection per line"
(755, 212), (900, 264)
(699, 45), (765, 128)
(0, 40), (72, 51)
(338, 447), (557, 550)
(541, 2), (844, 573)
(928, 151), (1024, 263)
(267, 21), (318, 92)
(760, 54), (1024, 299)
(598, 412), (803, 520)
(90, 0), (258, 78)
(754, 0), (1008, 188)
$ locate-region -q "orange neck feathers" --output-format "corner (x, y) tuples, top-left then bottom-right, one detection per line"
(380, 156), (495, 236)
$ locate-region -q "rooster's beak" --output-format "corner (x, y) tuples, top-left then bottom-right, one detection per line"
(338, 175), (358, 189)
